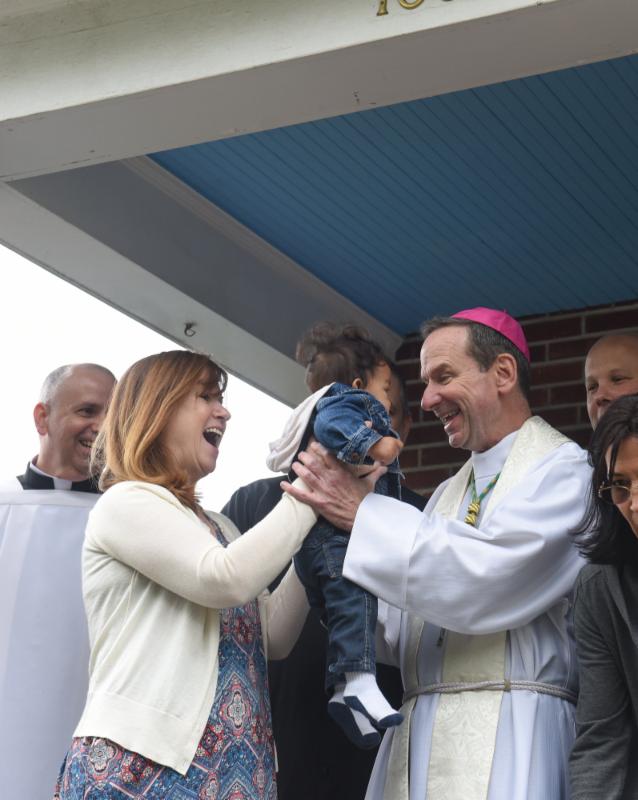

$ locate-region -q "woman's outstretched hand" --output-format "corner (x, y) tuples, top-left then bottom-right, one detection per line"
(281, 442), (386, 531)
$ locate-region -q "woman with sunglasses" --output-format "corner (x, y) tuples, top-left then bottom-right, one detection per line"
(53, 350), (318, 799)
(571, 393), (638, 799)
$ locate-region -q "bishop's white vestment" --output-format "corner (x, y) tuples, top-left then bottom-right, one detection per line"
(343, 417), (590, 800)
(0, 481), (96, 799)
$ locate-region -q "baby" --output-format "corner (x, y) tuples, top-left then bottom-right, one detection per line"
(267, 323), (404, 748)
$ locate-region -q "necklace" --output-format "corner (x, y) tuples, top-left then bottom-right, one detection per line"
(464, 469), (500, 526)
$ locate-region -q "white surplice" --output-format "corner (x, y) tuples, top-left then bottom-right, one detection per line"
(343, 417), (590, 800)
(0, 485), (95, 799)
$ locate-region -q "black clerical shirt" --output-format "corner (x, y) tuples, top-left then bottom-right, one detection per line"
(17, 462), (100, 493)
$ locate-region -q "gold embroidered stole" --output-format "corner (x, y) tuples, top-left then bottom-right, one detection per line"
(383, 417), (569, 800)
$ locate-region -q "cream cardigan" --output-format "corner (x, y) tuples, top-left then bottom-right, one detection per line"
(73, 479), (317, 774)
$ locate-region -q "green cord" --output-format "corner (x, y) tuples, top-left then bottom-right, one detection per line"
(464, 470), (501, 527)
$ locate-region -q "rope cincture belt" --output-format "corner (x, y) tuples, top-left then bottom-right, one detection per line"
(403, 679), (577, 705)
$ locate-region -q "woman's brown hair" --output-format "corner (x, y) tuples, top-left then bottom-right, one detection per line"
(573, 392), (638, 567)
(93, 350), (227, 511)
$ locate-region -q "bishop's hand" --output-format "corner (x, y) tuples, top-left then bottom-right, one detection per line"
(280, 441), (386, 531)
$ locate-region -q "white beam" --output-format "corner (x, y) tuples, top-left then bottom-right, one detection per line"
(1, 0), (636, 179)
(8, 157), (401, 357)
(0, 180), (311, 404)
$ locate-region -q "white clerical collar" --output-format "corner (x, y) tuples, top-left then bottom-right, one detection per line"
(471, 429), (519, 480)
(30, 460), (73, 490)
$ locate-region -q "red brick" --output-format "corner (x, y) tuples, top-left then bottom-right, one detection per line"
(579, 405), (595, 425)
(413, 407), (424, 423)
(563, 298), (638, 314)
(406, 382), (424, 403)
(404, 473), (432, 497)
(405, 467), (459, 490)
(569, 426), (593, 448)
(398, 447), (419, 468)
(550, 384), (587, 405)
(548, 336), (599, 361)
(541, 407), (580, 428)
(420, 444), (462, 465)
(397, 361), (422, 382)
(529, 387), (549, 407)
(529, 343), (547, 362)
(585, 308), (638, 334)
(531, 361), (585, 385)
(522, 316), (582, 343)
(395, 339), (422, 361)
(409, 426), (445, 447)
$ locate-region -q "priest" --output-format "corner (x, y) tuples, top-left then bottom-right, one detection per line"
(283, 308), (590, 800)
(0, 363), (115, 799)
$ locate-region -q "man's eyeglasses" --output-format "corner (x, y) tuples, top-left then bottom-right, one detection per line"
(598, 481), (638, 505)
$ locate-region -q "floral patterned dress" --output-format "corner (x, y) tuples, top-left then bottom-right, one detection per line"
(54, 522), (277, 800)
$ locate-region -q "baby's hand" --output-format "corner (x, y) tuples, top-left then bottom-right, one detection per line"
(368, 435), (403, 465)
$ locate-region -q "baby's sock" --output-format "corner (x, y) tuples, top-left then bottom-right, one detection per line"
(328, 685), (381, 749)
(343, 671), (403, 729)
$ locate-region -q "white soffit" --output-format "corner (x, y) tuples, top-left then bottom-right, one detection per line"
(1, 0), (637, 178)
(0, 180), (309, 404)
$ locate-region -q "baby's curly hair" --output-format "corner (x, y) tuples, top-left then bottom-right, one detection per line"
(296, 322), (387, 393)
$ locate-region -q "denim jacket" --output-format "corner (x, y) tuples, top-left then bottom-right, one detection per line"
(313, 383), (401, 473)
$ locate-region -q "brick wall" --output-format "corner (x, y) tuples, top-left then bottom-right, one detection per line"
(396, 299), (638, 497)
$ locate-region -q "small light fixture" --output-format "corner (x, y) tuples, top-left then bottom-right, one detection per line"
(184, 322), (196, 338)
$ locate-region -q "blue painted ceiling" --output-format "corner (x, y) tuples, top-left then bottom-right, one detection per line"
(152, 54), (638, 335)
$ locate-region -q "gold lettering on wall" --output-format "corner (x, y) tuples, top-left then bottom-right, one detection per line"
(377, 0), (450, 15)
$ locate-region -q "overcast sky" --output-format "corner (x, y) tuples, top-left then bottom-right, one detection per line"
(0, 245), (292, 511)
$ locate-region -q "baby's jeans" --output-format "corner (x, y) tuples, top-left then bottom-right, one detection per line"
(294, 522), (377, 689)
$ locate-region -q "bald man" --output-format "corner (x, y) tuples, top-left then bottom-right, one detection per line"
(584, 334), (638, 428)
(0, 363), (115, 799)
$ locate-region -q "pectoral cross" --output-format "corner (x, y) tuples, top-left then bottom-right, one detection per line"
(464, 501), (481, 526)
(463, 471), (500, 528)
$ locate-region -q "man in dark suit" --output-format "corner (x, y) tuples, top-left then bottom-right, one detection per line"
(222, 359), (423, 800)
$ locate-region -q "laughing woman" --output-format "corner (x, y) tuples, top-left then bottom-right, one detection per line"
(53, 350), (317, 800)
(571, 393), (638, 800)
